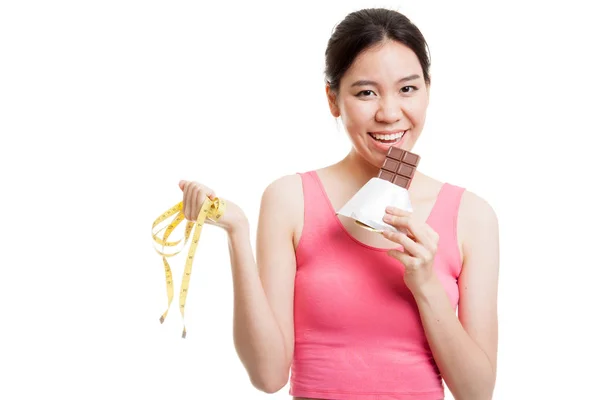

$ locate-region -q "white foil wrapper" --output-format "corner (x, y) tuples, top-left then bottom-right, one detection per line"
(336, 177), (413, 233)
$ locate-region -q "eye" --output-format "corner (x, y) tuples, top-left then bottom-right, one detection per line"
(356, 90), (376, 97)
(401, 86), (418, 93)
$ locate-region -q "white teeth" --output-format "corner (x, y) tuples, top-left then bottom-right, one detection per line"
(372, 131), (405, 141)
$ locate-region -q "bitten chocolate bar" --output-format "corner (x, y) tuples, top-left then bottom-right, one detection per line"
(377, 147), (420, 189)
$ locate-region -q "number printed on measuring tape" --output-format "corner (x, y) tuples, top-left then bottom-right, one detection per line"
(151, 197), (225, 338)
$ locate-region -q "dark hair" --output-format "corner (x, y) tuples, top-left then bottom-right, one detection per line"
(325, 8), (431, 93)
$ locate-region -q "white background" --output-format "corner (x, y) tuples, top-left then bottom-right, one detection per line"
(1, 0), (599, 399)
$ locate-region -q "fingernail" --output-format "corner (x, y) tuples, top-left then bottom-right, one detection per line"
(382, 215), (390, 222)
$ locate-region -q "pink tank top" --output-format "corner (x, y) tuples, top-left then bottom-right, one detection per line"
(290, 170), (465, 400)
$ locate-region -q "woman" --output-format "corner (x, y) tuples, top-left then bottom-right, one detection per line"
(179, 8), (499, 400)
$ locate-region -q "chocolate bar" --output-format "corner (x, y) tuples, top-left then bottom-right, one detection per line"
(377, 147), (420, 189)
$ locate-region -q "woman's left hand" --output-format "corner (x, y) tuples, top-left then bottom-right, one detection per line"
(381, 206), (440, 295)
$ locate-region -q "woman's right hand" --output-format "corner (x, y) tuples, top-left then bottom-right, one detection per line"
(179, 180), (248, 234)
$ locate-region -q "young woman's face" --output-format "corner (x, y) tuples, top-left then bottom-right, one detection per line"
(327, 40), (430, 168)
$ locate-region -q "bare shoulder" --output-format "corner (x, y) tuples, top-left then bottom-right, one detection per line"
(261, 173), (303, 211)
(262, 173), (303, 197)
(458, 189), (498, 232)
(457, 189), (499, 266)
(260, 173), (304, 241)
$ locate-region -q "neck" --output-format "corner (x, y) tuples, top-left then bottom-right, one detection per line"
(339, 149), (379, 184)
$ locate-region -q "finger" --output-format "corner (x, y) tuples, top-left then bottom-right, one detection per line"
(408, 222), (437, 252)
(181, 181), (188, 219)
(405, 218), (430, 245)
(382, 230), (421, 257)
(195, 188), (207, 220)
(383, 214), (408, 228)
(423, 226), (439, 252)
(385, 206), (411, 217)
(382, 216), (432, 257)
(396, 223), (437, 264)
(387, 248), (413, 266)
(205, 188), (215, 201)
(404, 227), (417, 241)
(190, 185), (201, 221)
(387, 214), (428, 245)
(183, 182), (194, 220)
(179, 180), (187, 191)
(383, 214), (415, 239)
(188, 185), (196, 221)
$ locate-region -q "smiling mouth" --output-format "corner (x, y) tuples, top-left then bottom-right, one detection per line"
(368, 130), (406, 144)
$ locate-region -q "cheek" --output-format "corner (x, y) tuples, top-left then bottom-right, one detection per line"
(341, 100), (374, 129)
(405, 96), (429, 124)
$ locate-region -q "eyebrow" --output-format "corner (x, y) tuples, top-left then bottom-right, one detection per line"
(350, 74), (421, 87)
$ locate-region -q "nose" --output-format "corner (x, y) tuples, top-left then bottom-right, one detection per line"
(375, 96), (403, 124)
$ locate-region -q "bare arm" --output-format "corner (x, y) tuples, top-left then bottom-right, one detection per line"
(229, 175), (300, 393)
(413, 192), (499, 399)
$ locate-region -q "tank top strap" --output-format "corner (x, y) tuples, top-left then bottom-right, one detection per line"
(294, 171), (340, 263)
(427, 183), (465, 229)
(427, 183), (466, 275)
(297, 170), (338, 224)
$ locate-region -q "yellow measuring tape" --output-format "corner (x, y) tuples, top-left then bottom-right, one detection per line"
(151, 197), (225, 338)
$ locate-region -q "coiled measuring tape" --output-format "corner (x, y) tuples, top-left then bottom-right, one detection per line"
(151, 197), (225, 338)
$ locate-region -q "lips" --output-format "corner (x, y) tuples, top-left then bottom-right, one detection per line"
(366, 129), (410, 153)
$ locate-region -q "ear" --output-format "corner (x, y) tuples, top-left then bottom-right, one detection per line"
(426, 74), (432, 101)
(325, 83), (340, 118)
